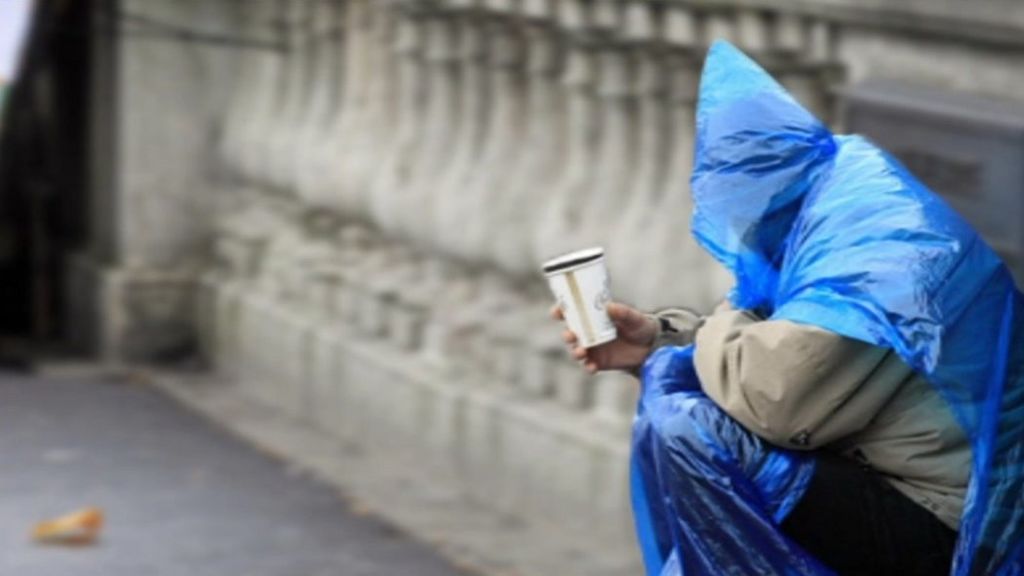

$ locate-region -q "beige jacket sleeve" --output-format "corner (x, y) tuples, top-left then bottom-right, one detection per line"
(646, 308), (704, 349)
(692, 310), (910, 450)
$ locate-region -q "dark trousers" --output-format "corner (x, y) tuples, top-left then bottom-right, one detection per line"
(781, 453), (958, 575)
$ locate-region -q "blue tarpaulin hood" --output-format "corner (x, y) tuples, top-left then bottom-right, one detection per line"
(631, 41), (1024, 575)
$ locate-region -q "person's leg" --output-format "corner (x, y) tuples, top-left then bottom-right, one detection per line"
(634, 391), (829, 574)
(781, 453), (958, 576)
(635, 391), (956, 575)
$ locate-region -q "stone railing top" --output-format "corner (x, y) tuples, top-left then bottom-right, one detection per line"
(623, 0), (662, 43)
(557, 0), (591, 31)
(670, 0), (1024, 49)
(592, 0), (625, 31)
(521, 0), (557, 20)
(483, 0), (519, 14)
(664, 4), (698, 47)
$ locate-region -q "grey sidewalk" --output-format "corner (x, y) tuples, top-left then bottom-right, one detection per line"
(0, 369), (469, 576)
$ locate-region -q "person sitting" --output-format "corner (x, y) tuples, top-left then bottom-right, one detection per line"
(554, 300), (967, 575)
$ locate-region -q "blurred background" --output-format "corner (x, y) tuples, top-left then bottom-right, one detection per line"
(0, 0), (1022, 574)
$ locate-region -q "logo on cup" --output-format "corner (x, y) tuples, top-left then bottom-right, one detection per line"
(593, 277), (611, 311)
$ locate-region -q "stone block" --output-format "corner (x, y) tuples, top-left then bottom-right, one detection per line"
(308, 326), (345, 433)
(84, 266), (198, 364)
(416, 377), (466, 468)
(214, 282), (244, 379)
(387, 300), (427, 351)
(458, 391), (507, 504)
(277, 306), (315, 420)
(64, 252), (103, 357)
(236, 294), (275, 405)
(194, 273), (217, 362)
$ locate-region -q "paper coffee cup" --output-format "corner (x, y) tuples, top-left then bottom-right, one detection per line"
(543, 247), (617, 348)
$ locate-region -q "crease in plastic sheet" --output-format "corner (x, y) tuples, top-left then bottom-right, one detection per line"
(630, 41), (1024, 576)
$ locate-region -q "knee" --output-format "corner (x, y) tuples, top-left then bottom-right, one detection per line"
(653, 392), (766, 478)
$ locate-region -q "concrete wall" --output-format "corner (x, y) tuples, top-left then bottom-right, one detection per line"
(72, 0), (244, 361)
(78, 0), (1024, 573)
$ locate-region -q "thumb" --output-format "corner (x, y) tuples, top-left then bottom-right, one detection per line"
(606, 302), (649, 331)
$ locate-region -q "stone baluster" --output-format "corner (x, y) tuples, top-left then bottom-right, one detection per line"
(311, 0), (375, 215)
(400, 13), (463, 248)
(238, 0), (290, 183)
(398, 10), (514, 371)
(220, 0), (277, 177)
(291, 0), (347, 204)
(592, 0), (624, 32)
(210, 2), (289, 284)
(298, 2), (402, 330)
(431, 9), (491, 258)
(268, 1), (321, 191)
(773, 12), (806, 55)
(571, 40), (638, 250)
(253, 0), (312, 188)
(380, 11), (466, 352)
(664, 0), (698, 50)
(735, 7), (770, 54)
(368, 5), (433, 238)
(423, 7), (537, 377)
(337, 6), (432, 337)
(808, 19), (834, 64)
(457, 16), (529, 265)
(220, 1), (304, 300)
(346, 1), (405, 222)
(258, 2), (326, 303)
(703, 8), (737, 46)
(531, 28), (602, 262)
(491, 5), (566, 278)
(443, 2), (565, 397)
(606, 1), (671, 307)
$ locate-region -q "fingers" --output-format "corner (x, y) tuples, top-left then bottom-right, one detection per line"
(552, 307), (596, 372)
(606, 301), (648, 330)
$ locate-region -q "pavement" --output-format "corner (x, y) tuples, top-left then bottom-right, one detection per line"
(0, 369), (470, 576)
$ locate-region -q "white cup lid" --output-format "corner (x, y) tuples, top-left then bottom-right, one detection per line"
(542, 247), (605, 274)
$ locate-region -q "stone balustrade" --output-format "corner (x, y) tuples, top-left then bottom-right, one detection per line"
(197, 0), (844, 570)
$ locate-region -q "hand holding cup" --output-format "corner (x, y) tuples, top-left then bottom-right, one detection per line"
(542, 247), (657, 374)
(551, 302), (657, 373)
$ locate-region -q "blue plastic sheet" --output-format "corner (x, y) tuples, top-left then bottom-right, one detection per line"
(630, 41), (1024, 575)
